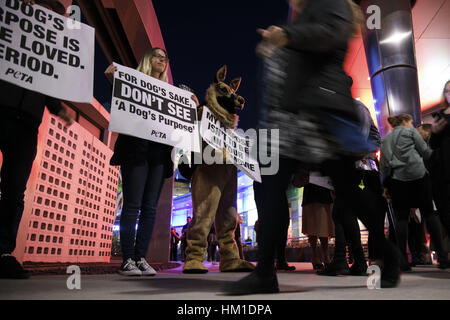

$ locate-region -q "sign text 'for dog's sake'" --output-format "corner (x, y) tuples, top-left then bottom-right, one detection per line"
(0, 0), (94, 102)
(200, 107), (261, 182)
(109, 63), (200, 153)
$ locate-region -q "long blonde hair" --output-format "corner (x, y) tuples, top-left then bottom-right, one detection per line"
(136, 47), (169, 82)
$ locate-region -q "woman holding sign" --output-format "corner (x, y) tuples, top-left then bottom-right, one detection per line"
(105, 48), (194, 276)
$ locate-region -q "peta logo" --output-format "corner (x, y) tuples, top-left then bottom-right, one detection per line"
(66, 265), (81, 290)
(367, 265), (381, 289)
(5, 67), (33, 83)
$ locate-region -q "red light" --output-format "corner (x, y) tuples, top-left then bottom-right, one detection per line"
(375, 150), (381, 161)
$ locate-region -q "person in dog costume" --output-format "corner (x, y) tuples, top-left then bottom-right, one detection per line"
(182, 66), (255, 273)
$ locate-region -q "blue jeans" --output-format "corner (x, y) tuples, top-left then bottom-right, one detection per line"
(120, 161), (165, 261)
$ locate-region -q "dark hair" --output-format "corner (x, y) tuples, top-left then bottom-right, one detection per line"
(416, 123), (432, 132)
(387, 114), (413, 127)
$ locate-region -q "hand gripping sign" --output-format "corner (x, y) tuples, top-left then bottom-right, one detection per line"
(109, 63), (200, 153)
(0, 0), (94, 103)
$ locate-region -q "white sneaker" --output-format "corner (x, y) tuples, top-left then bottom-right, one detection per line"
(119, 258), (142, 276)
(136, 258), (157, 276)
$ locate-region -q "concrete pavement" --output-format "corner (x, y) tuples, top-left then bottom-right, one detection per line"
(0, 262), (449, 300)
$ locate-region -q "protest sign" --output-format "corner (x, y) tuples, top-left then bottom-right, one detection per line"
(109, 63), (200, 153)
(0, 0), (94, 102)
(200, 106), (261, 182)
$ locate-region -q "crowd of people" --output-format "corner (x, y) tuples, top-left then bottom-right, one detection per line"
(0, 0), (449, 299)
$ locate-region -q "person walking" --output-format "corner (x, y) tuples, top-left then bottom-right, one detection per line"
(226, 0), (401, 295)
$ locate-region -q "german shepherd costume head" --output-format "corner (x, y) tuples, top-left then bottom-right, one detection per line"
(205, 65), (244, 130)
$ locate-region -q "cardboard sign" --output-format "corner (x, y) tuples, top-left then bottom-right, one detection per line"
(200, 106), (261, 182)
(109, 63), (200, 153)
(0, 0), (94, 102)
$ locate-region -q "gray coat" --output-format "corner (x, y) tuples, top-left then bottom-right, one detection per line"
(380, 126), (433, 182)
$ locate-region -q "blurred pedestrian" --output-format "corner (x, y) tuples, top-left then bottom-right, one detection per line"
(226, 0), (401, 295)
(429, 80), (450, 238)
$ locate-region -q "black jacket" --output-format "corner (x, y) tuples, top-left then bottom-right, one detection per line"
(0, 80), (62, 127)
(429, 111), (450, 182)
(279, 0), (356, 119)
(109, 133), (174, 178)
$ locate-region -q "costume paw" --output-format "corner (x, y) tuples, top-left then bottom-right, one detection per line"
(220, 259), (255, 272)
(182, 259), (209, 274)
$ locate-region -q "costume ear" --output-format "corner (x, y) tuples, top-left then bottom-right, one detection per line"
(215, 65), (227, 83)
(229, 77), (241, 92)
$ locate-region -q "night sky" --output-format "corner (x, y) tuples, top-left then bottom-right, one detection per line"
(152, 1), (289, 131)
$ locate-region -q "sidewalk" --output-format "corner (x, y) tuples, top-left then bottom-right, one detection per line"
(1, 262), (449, 300)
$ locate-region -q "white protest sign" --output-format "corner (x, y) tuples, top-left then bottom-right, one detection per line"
(200, 106), (261, 182)
(309, 171), (334, 190)
(109, 63), (200, 153)
(0, 0), (94, 102)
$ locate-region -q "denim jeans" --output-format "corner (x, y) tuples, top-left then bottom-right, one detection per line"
(120, 161), (165, 261)
(0, 116), (38, 255)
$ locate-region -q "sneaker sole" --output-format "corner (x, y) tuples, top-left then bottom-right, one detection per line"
(118, 270), (142, 276)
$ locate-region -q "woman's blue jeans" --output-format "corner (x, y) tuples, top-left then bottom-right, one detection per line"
(120, 162), (165, 261)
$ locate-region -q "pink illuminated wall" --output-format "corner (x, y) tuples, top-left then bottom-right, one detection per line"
(12, 109), (119, 263)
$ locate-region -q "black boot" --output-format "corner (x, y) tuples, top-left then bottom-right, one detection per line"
(276, 261), (296, 271)
(380, 241), (401, 288)
(0, 254), (30, 279)
(349, 259), (368, 276)
(317, 259), (350, 276)
(223, 270), (279, 295)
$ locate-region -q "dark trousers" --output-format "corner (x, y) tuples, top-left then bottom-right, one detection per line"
(255, 157), (390, 276)
(0, 117), (38, 255)
(408, 219), (427, 262)
(253, 177), (291, 267)
(170, 243), (178, 261)
(332, 198), (364, 264)
(389, 175), (448, 263)
(120, 162), (165, 261)
(364, 170), (388, 260)
(331, 169), (386, 264)
(431, 175), (450, 237)
(323, 159), (389, 266)
(207, 235), (218, 262)
(253, 158), (296, 276)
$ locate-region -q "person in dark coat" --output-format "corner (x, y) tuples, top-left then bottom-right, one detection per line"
(429, 80), (450, 239)
(0, 0), (73, 279)
(180, 217), (192, 262)
(170, 228), (180, 261)
(225, 0), (400, 295)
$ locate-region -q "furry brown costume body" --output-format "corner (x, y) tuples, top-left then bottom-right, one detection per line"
(183, 66), (255, 273)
